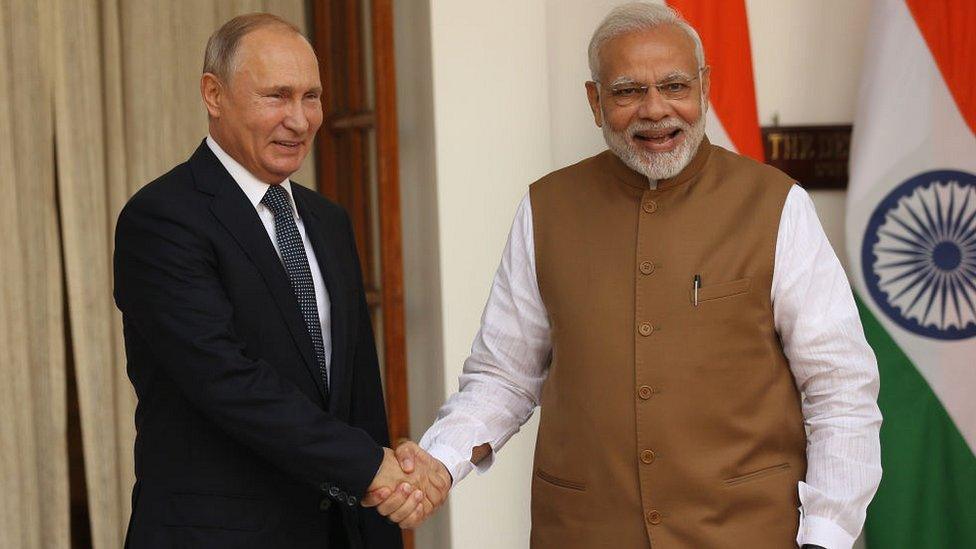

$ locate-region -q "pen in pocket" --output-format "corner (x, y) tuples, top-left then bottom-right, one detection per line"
(693, 274), (701, 307)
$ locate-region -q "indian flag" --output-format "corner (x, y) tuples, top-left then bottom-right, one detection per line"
(846, 1), (976, 547)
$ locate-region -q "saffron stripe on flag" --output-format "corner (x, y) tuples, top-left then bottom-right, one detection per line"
(667, 0), (765, 161)
(906, 0), (976, 133)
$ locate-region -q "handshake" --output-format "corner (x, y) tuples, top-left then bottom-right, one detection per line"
(361, 440), (452, 529)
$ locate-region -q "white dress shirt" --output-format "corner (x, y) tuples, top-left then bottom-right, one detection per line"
(206, 135), (333, 375)
(420, 184), (882, 549)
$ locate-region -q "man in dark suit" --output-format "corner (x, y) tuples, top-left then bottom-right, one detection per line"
(114, 13), (448, 548)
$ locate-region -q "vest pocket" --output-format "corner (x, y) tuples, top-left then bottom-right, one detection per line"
(535, 468), (586, 491)
(690, 277), (751, 304)
(723, 462), (791, 487)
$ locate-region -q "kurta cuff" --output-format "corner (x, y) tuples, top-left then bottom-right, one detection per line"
(797, 513), (857, 549)
(424, 442), (477, 487)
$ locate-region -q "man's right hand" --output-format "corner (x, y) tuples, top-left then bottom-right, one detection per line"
(362, 442), (451, 528)
(363, 447), (429, 527)
(393, 440), (451, 509)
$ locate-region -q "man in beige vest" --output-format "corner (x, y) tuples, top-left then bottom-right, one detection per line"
(372, 3), (882, 547)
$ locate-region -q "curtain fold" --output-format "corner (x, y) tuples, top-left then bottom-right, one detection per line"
(52, 0), (131, 545)
(2, 1), (312, 546)
(0, 1), (69, 547)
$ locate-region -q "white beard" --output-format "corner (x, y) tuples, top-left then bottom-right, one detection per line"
(601, 107), (707, 181)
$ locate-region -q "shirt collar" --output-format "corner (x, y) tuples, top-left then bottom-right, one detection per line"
(206, 134), (294, 211)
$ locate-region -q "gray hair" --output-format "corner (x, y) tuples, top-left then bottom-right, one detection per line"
(588, 2), (705, 81)
(203, 13), (305, 82)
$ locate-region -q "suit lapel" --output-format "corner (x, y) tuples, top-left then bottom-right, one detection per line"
(189, 142), (329, 406)
(293, 189), (352, 414)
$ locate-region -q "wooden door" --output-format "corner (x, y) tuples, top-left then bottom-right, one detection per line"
(310, 2), (412, 545)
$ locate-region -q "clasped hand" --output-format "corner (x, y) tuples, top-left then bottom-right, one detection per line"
(361, 441), (451, 529)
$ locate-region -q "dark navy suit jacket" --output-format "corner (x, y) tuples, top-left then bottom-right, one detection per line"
(114, 141), (401, 548)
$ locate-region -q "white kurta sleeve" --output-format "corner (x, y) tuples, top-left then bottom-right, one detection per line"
(420, 193), (552, 484)
(772, 185), (883, 549)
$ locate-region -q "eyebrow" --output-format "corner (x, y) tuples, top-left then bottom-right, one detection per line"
(260, 85), (323, 95)
(657, 71), (694, 83)
(610, 76), (639, 86)
(608, 71), (695, 87)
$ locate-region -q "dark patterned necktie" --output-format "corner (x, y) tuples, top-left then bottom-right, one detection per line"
(261, 184), (329, 394)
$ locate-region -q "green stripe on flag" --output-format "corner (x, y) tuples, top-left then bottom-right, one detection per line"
(858, 296), (976, 548)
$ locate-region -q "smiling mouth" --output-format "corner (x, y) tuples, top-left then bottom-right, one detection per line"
(273, 140), (302, 149)
(634, 128), (682, 144)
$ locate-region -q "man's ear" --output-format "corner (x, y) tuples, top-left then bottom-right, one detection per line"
(585, 81), (603, 128)
(200, 73), (224, 118)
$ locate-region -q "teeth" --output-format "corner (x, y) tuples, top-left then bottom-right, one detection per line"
(635, 129), (680, 142)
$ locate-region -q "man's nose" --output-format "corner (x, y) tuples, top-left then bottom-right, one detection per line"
(283, 100), (310, 133)
(636, 88), (672, 121)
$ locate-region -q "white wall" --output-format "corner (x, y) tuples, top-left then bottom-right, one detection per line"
(399, 1), (554, 547)
(393, 0), (450, 546)
(427, 2), (552, 547)
(397, 1), (874, 547)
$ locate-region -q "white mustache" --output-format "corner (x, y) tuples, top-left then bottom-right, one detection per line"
(628, 120), (689, 136)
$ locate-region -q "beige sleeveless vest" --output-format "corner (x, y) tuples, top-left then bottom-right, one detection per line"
(529, 138), (806, 548)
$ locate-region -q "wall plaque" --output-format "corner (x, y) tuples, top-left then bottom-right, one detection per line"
(761, 125), (852, 190)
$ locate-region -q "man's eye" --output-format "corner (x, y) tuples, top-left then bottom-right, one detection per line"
(663, 83), (689, 93)
(614, 87), (641, 96)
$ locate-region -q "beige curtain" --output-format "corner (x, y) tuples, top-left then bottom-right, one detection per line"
(0, 0), (69, 547)
(2, 1), (313, 546)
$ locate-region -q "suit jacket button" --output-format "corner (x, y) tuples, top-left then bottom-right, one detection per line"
(319, 498), (332, 511)
(646, 510), (662, 525)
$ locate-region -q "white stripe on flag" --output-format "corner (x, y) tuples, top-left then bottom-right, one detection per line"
(705, 103), (737, 154)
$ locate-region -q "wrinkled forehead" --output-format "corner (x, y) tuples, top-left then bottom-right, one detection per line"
(598, 25), (699, 83)
(234, 27), (320, 82)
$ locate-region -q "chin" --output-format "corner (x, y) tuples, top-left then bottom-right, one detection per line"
(603, 117), (706, 180)
(265, 159), (304, 178)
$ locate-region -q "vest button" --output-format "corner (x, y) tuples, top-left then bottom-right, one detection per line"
(642, 200), (658, 213)
(638, 322), (654, 336)
(640, 449), (656, 464)
(638, 385), (653, 400)
(646, 509), (663, 525)
(639, 261), (655, 275)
